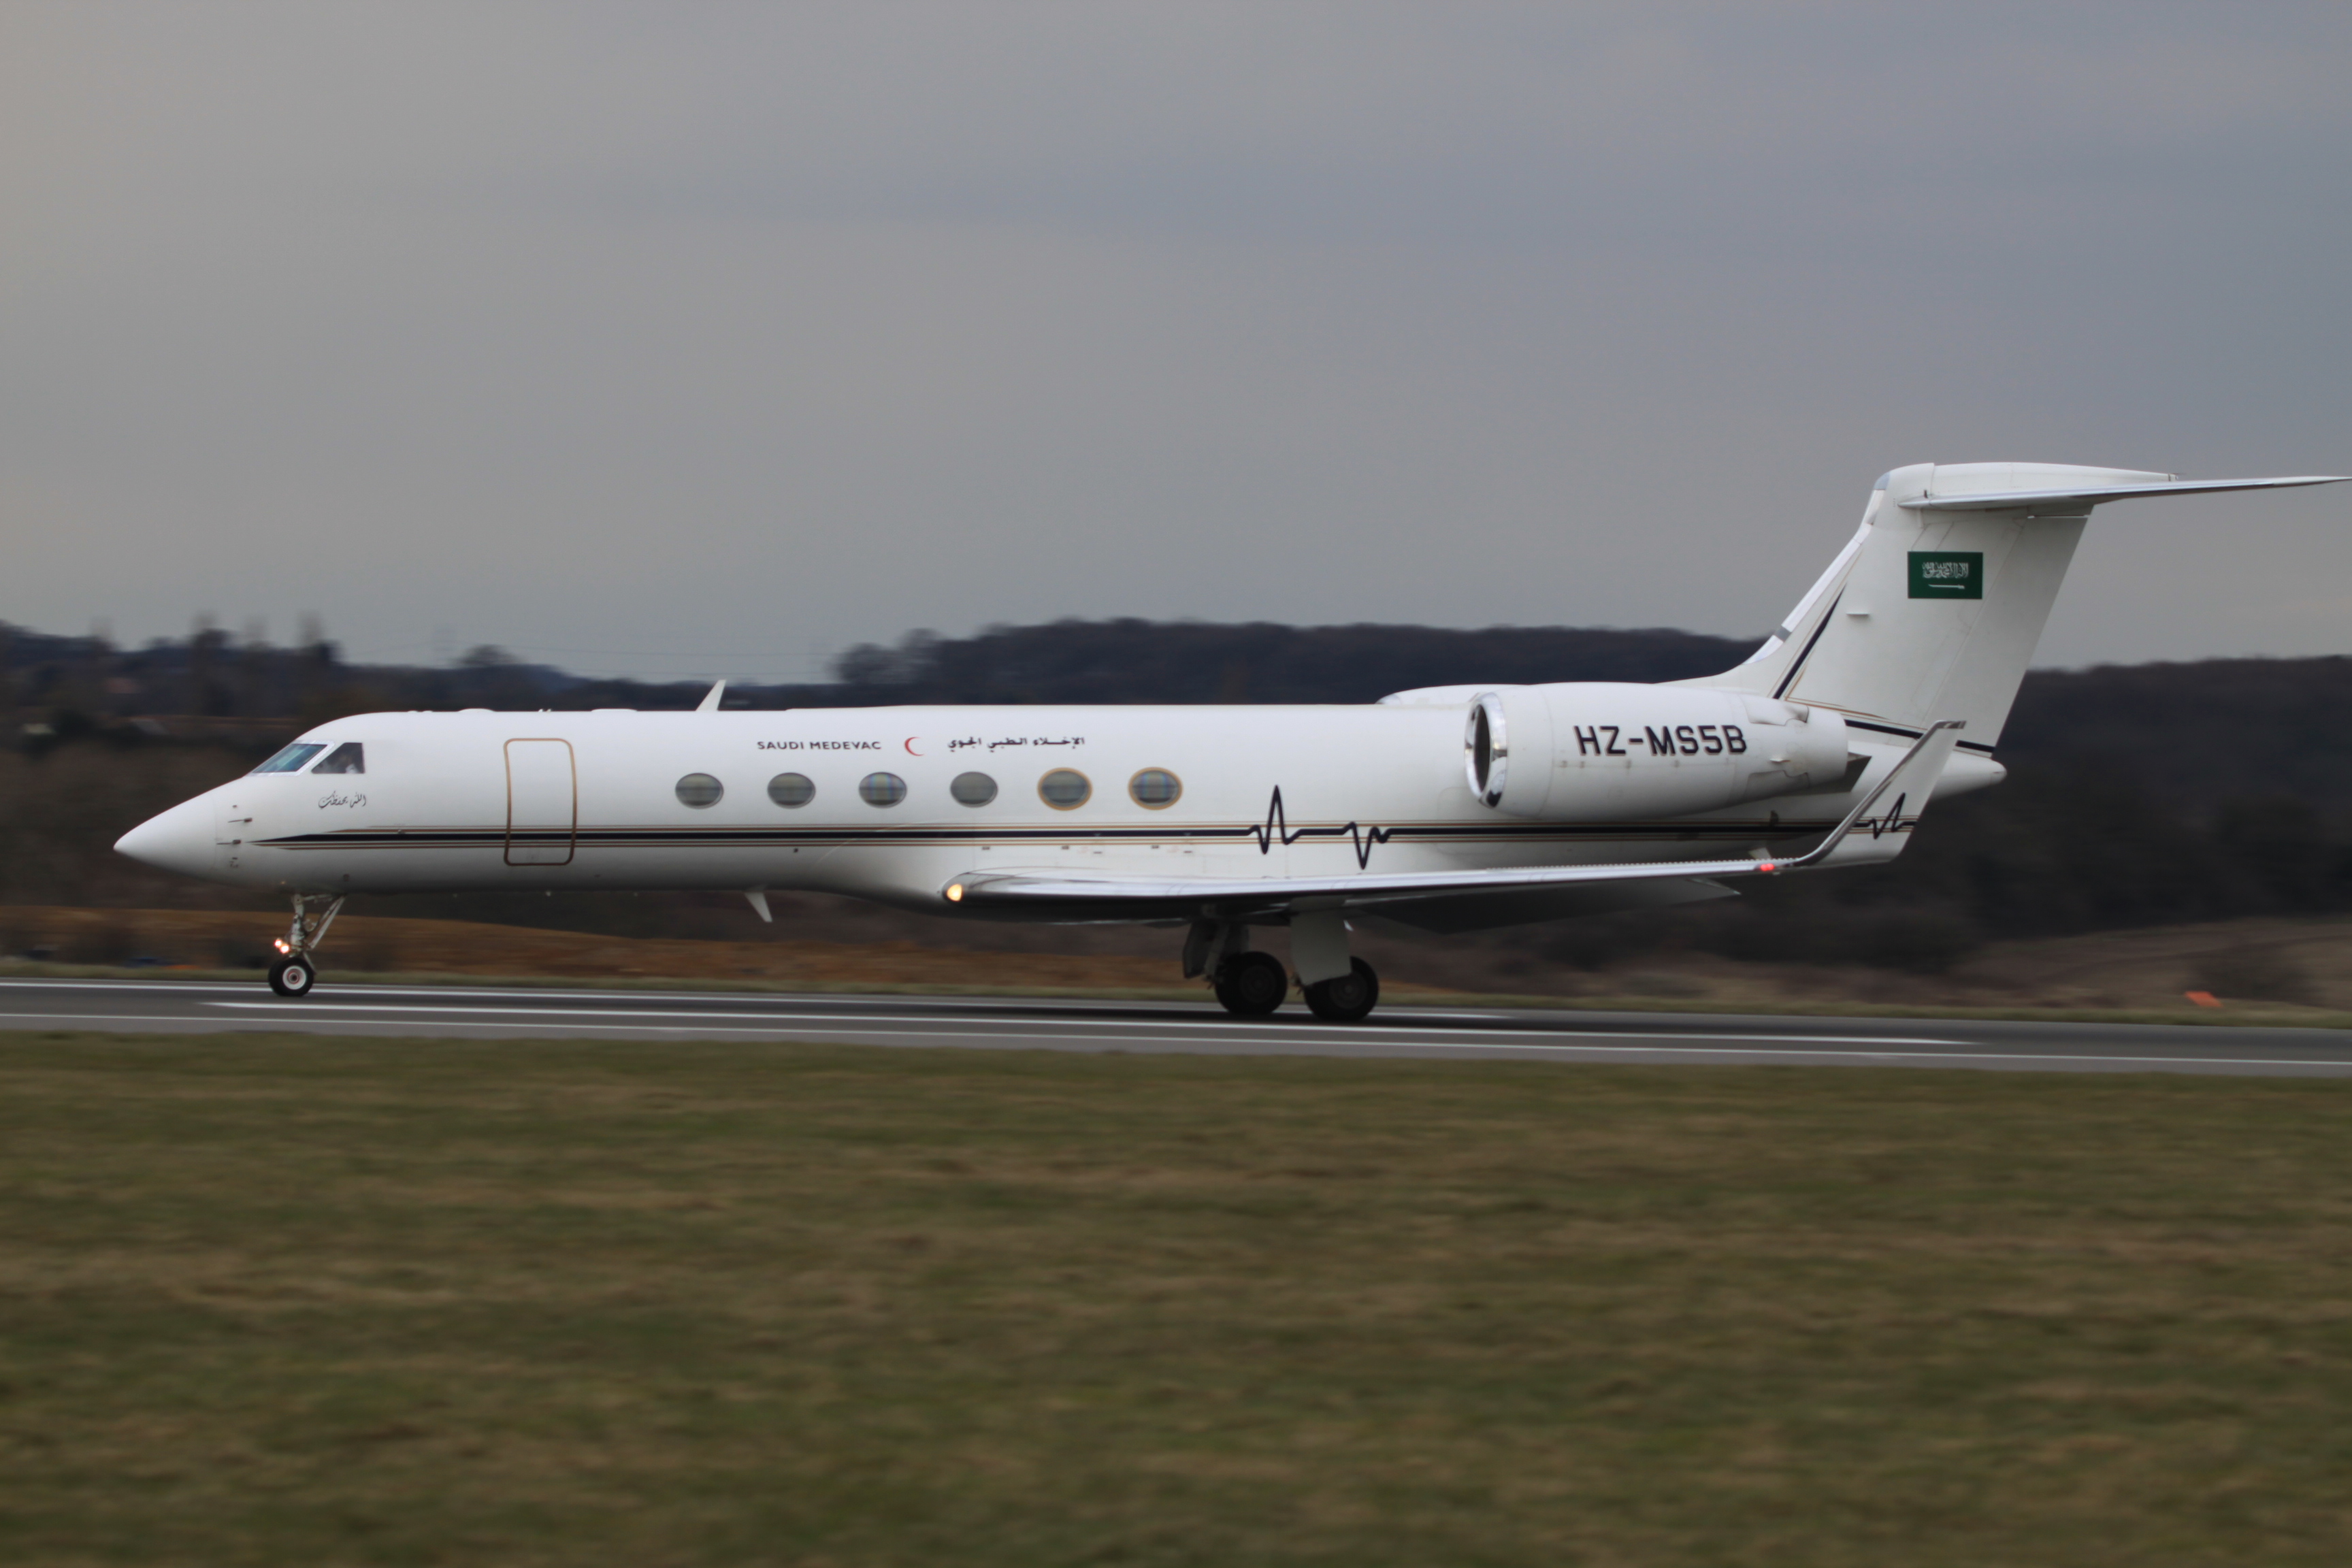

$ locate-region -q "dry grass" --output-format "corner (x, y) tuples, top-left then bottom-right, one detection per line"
(1415, 916), (2352, 1023)
(4, 906), (2350, 1029)
(4, 1034), (2352, 1565)
(0, 903), (1198, 992)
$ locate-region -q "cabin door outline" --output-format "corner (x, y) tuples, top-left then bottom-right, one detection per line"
(504, 738), (577, 866)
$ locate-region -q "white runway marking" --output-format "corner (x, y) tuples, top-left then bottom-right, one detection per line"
(0, 979), (1520, 1022)
(0, 1011), (293, 1028)
(197, 998), (1970, 1049)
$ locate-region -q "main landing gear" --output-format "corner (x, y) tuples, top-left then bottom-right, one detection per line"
(1211, 951), (1288, 1015)
(1301, 958), (1379, 1024)
(265, 893), (343, 998)
(1185, 915), (1382, 1023)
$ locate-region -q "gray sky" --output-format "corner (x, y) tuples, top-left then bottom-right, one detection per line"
(5, 2), (2349, 682)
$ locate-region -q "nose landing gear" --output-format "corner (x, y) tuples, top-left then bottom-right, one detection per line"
(267, 953), (316, 997)
(265, 893), (343, 999)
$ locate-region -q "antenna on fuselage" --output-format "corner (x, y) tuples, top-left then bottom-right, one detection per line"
(696, 679), (725, 713)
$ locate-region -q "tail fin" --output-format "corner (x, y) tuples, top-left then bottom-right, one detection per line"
(1682, 463), (2346, 751)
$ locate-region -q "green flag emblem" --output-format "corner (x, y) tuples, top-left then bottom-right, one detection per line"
(1909, 551), (1984, 600)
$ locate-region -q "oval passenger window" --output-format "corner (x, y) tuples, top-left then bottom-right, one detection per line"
(768, 772), (816, 808)
(950, 771), (997, 806)
(1038, 768), (1091, 809)
(1128, 768), (1181, 808)
(675, 773), (724, 808)
(860, 772), (908, 808)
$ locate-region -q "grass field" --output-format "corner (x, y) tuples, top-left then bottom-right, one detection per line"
(5, 1034), (2351, 1565)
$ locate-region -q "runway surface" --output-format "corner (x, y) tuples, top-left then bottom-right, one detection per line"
(1, 975), (2347, 1075)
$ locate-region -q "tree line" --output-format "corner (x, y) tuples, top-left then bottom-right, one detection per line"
(3, 616), (2345, 970)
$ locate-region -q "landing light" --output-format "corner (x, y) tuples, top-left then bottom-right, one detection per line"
(273, 937), (292, 953)
(945, 883), (964, 903)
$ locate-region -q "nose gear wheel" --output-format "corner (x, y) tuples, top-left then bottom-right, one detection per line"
(263, 893), (343, 999)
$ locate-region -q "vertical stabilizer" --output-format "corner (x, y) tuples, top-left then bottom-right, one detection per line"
(1680, 462), (2345, 750)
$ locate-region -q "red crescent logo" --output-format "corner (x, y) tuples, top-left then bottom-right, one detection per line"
(904, 736), (922, 756)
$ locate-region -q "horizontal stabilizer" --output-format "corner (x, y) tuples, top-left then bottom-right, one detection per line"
(1908, 474), (2347, 512)
(947, 724), (1966, 919)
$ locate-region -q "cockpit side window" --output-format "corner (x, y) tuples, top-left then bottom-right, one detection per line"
(310, 742), (365, 775)
(251, 742), (326, 774)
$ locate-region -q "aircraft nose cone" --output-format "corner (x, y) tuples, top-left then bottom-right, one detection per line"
(115, 797), (216, 879)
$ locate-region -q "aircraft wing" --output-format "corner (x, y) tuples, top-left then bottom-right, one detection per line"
(947, 722), (1965, 919)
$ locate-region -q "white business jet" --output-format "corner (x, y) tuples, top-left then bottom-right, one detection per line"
(117, 462), (2342, 1016)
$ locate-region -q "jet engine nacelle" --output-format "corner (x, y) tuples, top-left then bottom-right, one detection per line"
(1459, 683), (1848, 820)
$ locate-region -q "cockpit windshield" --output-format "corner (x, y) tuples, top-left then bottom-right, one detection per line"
(311, 742), (365, 774)
(250, 742), (326, 774)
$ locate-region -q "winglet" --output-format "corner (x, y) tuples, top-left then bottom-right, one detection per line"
(696, 680), (726, 713)
(1771, 720), (1965, 872)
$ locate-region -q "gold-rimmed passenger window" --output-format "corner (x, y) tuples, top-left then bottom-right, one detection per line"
(767, 772), (816, 808)
(675, 773), (723, 808)
(1128, 768), (1181, 808)
(1038, 768), (1091, 809)
(950, 772), (998, 806)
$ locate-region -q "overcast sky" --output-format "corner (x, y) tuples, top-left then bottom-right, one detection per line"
(5, 3), (2348, 682)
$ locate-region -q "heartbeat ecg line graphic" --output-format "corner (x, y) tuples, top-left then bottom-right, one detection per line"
(1240, 785), (1916, 867)
(1865, 791), (1911, 839)
(1245, 787), (1397, 869)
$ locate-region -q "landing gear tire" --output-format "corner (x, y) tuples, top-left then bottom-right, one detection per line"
(1303, 958), (1379, 1024)
(1213, 951), (1289, 1016)
(267, 956), (316, 998)
(265, 894), (342, 998)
